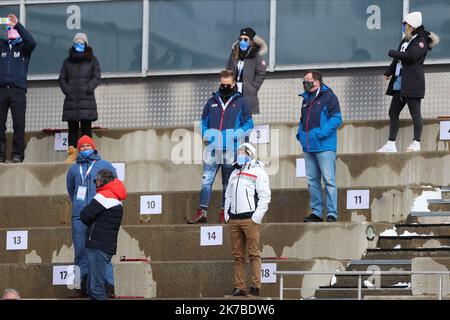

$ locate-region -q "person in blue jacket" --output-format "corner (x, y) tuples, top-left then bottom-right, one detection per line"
(296, 70), (342, 223)
(188, 69), (254, 224)
(66, 135), (117, 298)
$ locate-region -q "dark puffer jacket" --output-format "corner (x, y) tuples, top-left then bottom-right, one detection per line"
(59, 47), (101, 121)
(226, 36), (268, 114)
(385, 26), (439, 98)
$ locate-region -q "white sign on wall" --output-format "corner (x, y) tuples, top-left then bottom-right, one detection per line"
(52, 265), (76, 286)
(296, 158), (306, 178)
(112, 163), (125, 181)
(140, 195), (162, 215)
(200, 226), (223, 246)
(439, 121), (450, 140)
(261, 263), (277, 283)
(347, 190), (370, 209)
(249, 125), (270, 144)
(6, 230), (28, 251)
(54, 132), (69, 151)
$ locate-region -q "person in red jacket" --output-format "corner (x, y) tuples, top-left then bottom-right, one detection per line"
(80, 169), (127, 300)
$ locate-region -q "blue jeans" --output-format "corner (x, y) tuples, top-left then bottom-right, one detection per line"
(199, 162), (234, 209)
(304, 151), (338, 218)
(86, 247), (113, 300)
(72, 217), (115, 287)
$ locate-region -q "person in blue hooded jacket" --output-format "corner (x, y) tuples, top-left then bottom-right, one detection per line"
(66, 135), (117, 298)
(296, 70), (342, 223)
(188, 69), (254, 224)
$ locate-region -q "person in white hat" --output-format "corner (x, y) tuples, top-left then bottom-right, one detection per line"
(377, 11), (439, 153)
(224, 142), (271, 297)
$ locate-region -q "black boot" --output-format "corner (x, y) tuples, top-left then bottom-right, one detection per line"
(105, 282), (116, 298)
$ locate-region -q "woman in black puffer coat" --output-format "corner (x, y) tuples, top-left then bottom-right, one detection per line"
(377, 12), (439, 153)
(59, 33), (101, 163)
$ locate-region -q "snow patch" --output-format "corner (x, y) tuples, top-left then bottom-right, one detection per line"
(394, 244), (401, 249)
(393, 282), (411, 288)
(380, 226), (398, 237)
(411, 189), (442, 212)
(330, 274), (337, 286)
(364, 280), (375, 288)
(400, 231), (420, 237)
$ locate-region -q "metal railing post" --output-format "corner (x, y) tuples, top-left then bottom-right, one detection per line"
(279, 274), (284, 300)
(438, 274), (443, 300)
(357, 274), (362, 300)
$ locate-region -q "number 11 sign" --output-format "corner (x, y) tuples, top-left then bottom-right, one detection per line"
(346, 190), (370, 209)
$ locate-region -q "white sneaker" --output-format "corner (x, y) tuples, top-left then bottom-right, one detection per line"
(405, 140), (421, 152)
(376, 140), (397, 153)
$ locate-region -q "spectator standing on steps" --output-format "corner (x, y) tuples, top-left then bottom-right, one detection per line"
(59, 33), (101, 164)
(226, 27), (267, 115)
(224, 143), (271, 298)
(66, 135), (117, 298)
(0, 14), (36, 163)
(377, 11), (439, 153)
(296, 70), (342, 223)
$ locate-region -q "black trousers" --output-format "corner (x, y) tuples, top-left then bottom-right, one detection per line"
(67, 120), (92, 148)
(0, 87), (27, 158)
(388, 91), (423, 142)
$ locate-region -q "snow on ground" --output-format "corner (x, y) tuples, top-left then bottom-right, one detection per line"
(411, 189), (442, 212)
(380, 226), (398, 237)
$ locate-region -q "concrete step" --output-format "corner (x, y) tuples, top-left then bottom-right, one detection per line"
(0, 186), (430, 228)
(406, 212), (450, 224)
(364, 248), (450, 259)
(346, 259), (411, 272)
(395, 224), (450, 236)
(0, 259), (347, 299)
(441, 187), (450, 200)
(1, 151), (450, 197)
(314, 287), (412, 299)
(428, 199), (450, 212)
(332, 274), (410, 287)
(378, 236), (450, 249)
(14, 119), (449, 163)
(0, 222), (388, 264)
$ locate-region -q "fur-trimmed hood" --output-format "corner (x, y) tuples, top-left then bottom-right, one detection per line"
(428, 31), (440, 48)
(411, 26), (440, 49)
(68, 46), (94, 62)
(232, 35), (268, 60)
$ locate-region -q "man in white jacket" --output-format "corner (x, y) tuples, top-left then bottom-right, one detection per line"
(224, 143), (271, 297)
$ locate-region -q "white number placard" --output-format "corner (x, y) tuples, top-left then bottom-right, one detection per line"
(439, 121), (450, 140)
(140, 195), (162, 215)
(52, 265), (76, 286)
(296, 158), (306, 177)
(6, 230), (28, 250)
(249, 125), (270, 144)
(261, 263), (277, 283)
(347, 190), (370, 209)
(112, 163), (125, 181)
(54, 132), (69, 151)
(200, 226), (223, 246)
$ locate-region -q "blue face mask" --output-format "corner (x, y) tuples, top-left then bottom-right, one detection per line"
(236, 154), (251, 166)
(402, 24), (406, 34)
(239, 39), (250, 51)
(74, 42), (85, 53)
(8, 37), (22, 46)
(80, 149), (94, 158)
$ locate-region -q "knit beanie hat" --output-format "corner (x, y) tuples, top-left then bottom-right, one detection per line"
(240, 27), (256, 40)
(77, 135), (96, 151)
(403, 11), (422, 29)
(239, 143), (257, 158)
(73, 32), (89, 45)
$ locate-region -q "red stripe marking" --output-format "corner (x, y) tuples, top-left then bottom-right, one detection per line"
(238, 172), (257, 178)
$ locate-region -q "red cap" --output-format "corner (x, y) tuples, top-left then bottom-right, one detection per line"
(77, 135), (96, 151)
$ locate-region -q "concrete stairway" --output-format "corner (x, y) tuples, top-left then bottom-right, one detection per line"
(0, 120), (449, 299)
(313, 187), (450, 300)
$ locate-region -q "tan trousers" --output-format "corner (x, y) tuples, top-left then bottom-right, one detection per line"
(228, 218), (262, 290)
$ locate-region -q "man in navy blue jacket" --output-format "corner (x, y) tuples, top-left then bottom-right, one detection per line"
(188, 69), (254, 224)
(0, 14), (36, 163)
(296, 70), (342, 222)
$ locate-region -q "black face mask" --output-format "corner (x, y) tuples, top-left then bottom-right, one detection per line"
(219, 84), (235, 97)
(303, 80), (315, 92)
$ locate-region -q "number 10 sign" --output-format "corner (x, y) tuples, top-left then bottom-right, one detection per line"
(140, 195), (162, 215)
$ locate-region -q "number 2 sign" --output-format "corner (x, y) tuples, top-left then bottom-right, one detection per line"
(54, 132), (69, 151)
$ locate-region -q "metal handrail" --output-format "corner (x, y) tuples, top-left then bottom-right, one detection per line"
(275, 270), (450, 300)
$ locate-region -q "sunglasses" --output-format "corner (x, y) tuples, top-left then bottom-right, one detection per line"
(220, 84), (234, 89)
(239, 37), (249, 42)
(74, 40), (85, 44)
